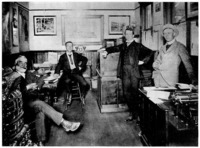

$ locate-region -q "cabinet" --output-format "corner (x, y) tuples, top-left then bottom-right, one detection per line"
(96, 52), (127, 113)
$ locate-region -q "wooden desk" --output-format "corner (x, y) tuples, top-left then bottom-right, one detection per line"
(40, 82), (58, 105)
(138, 89), (169, 146)
(138, 89), (198, 146)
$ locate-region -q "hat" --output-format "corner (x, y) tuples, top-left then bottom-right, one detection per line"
(161, 24), (179, 37)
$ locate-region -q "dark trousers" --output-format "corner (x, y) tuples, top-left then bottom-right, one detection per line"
(122, 65), (139, 115)
(56, 72), (90, 99)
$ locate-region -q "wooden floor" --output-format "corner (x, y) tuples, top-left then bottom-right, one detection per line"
(45, 90), (143, 146)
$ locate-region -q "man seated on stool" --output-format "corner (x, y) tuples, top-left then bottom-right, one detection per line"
(9, 55), (81, 146)
(54, 41), (90, 106)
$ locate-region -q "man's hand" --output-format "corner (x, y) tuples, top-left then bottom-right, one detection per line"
(102, 51), (108, 58)
(98, 48), (108, 58)
(98, 48), (106, 52)
(53, 74), (60, 79)
(138, 61), (144, 65)
(26, 83), (38, 90)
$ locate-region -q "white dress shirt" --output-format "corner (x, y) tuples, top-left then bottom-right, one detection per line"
(17, 70), (26, 78)
(66, 52), (76, 70)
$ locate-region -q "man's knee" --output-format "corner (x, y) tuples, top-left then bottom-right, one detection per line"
(36, 111), (45, 120)
(65, 78), (71, 84)
(30, 100), (45, 113)
(82, 81), (90, 90)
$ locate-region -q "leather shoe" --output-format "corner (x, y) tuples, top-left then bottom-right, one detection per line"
(62, 120), (81, 132)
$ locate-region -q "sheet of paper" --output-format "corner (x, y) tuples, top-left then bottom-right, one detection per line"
(147, 90), (170, 100)
(148, 97), (164, 104)
(143, 86), (176, 91)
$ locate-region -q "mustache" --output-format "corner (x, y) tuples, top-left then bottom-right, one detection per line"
(16, 65), (27, 71)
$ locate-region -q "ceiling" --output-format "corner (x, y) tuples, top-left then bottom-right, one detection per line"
(18, 2), (139, 10)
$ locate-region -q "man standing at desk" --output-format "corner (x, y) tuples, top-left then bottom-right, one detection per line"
(152, 24), (197, 87)
(101, 26), (154, 121)
(54, 41), (90, 105)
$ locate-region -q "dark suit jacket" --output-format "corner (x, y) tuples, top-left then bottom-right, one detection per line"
(106, 41), (154, 78)
(9, 72), (35, 105)
(26, 71), (48, 89)
(55, 51), (88, 75)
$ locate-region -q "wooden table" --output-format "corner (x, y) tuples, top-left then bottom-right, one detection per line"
(40, 82), (58, 106)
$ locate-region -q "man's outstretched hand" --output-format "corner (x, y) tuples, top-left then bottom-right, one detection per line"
(98, 48), (108, 58)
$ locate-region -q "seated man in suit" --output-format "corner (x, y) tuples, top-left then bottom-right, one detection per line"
(8, 55), (81, 146)
(54, 41), (90, 105)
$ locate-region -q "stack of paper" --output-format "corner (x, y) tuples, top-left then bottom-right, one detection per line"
(176, 83), (191, 89)
(146, 90), (171, 104)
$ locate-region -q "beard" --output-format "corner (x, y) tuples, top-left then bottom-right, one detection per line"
(16, 65), (27, 73)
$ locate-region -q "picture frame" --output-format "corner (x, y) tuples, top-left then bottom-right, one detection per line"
(108, 15), (130, 35)
(12, 5), (19, 47)
(18, 6), (29, 52)
(2, 2), (11, 53)
(34, 16), (56, 35)
(105, 39), (115, 47)
(187, 2), (198, 18)
(172, 2), (186, 23)
(155, 2), (161, 12)
(62, 15), (103, 45)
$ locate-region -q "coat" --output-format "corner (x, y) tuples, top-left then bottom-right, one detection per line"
(106, 40), (154, 79)
(55, 51), (88, 75)
(152, 40), (195, 87)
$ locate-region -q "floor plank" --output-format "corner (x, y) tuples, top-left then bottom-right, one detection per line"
(45, 90), (142, 146)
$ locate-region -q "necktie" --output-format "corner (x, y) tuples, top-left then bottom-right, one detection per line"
(166, 44), (171, 50)
(68, 54), (73, 65)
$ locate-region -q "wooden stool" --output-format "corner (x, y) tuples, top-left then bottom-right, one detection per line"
(70, 81), (85, 106)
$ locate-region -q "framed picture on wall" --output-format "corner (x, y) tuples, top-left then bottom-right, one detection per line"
(155, 2), (161, 12)
(34, 16), (56, 35)
(108, 15), (130, 35)
(187, 2), (198, 18)
(18, 6), (29, 51)
(105, 39), (115, 47)
(2, 2), (11, 53)
(12, 6), (19, 47)
(61, 15), (103, 45)
(172, 2), (185, 23)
